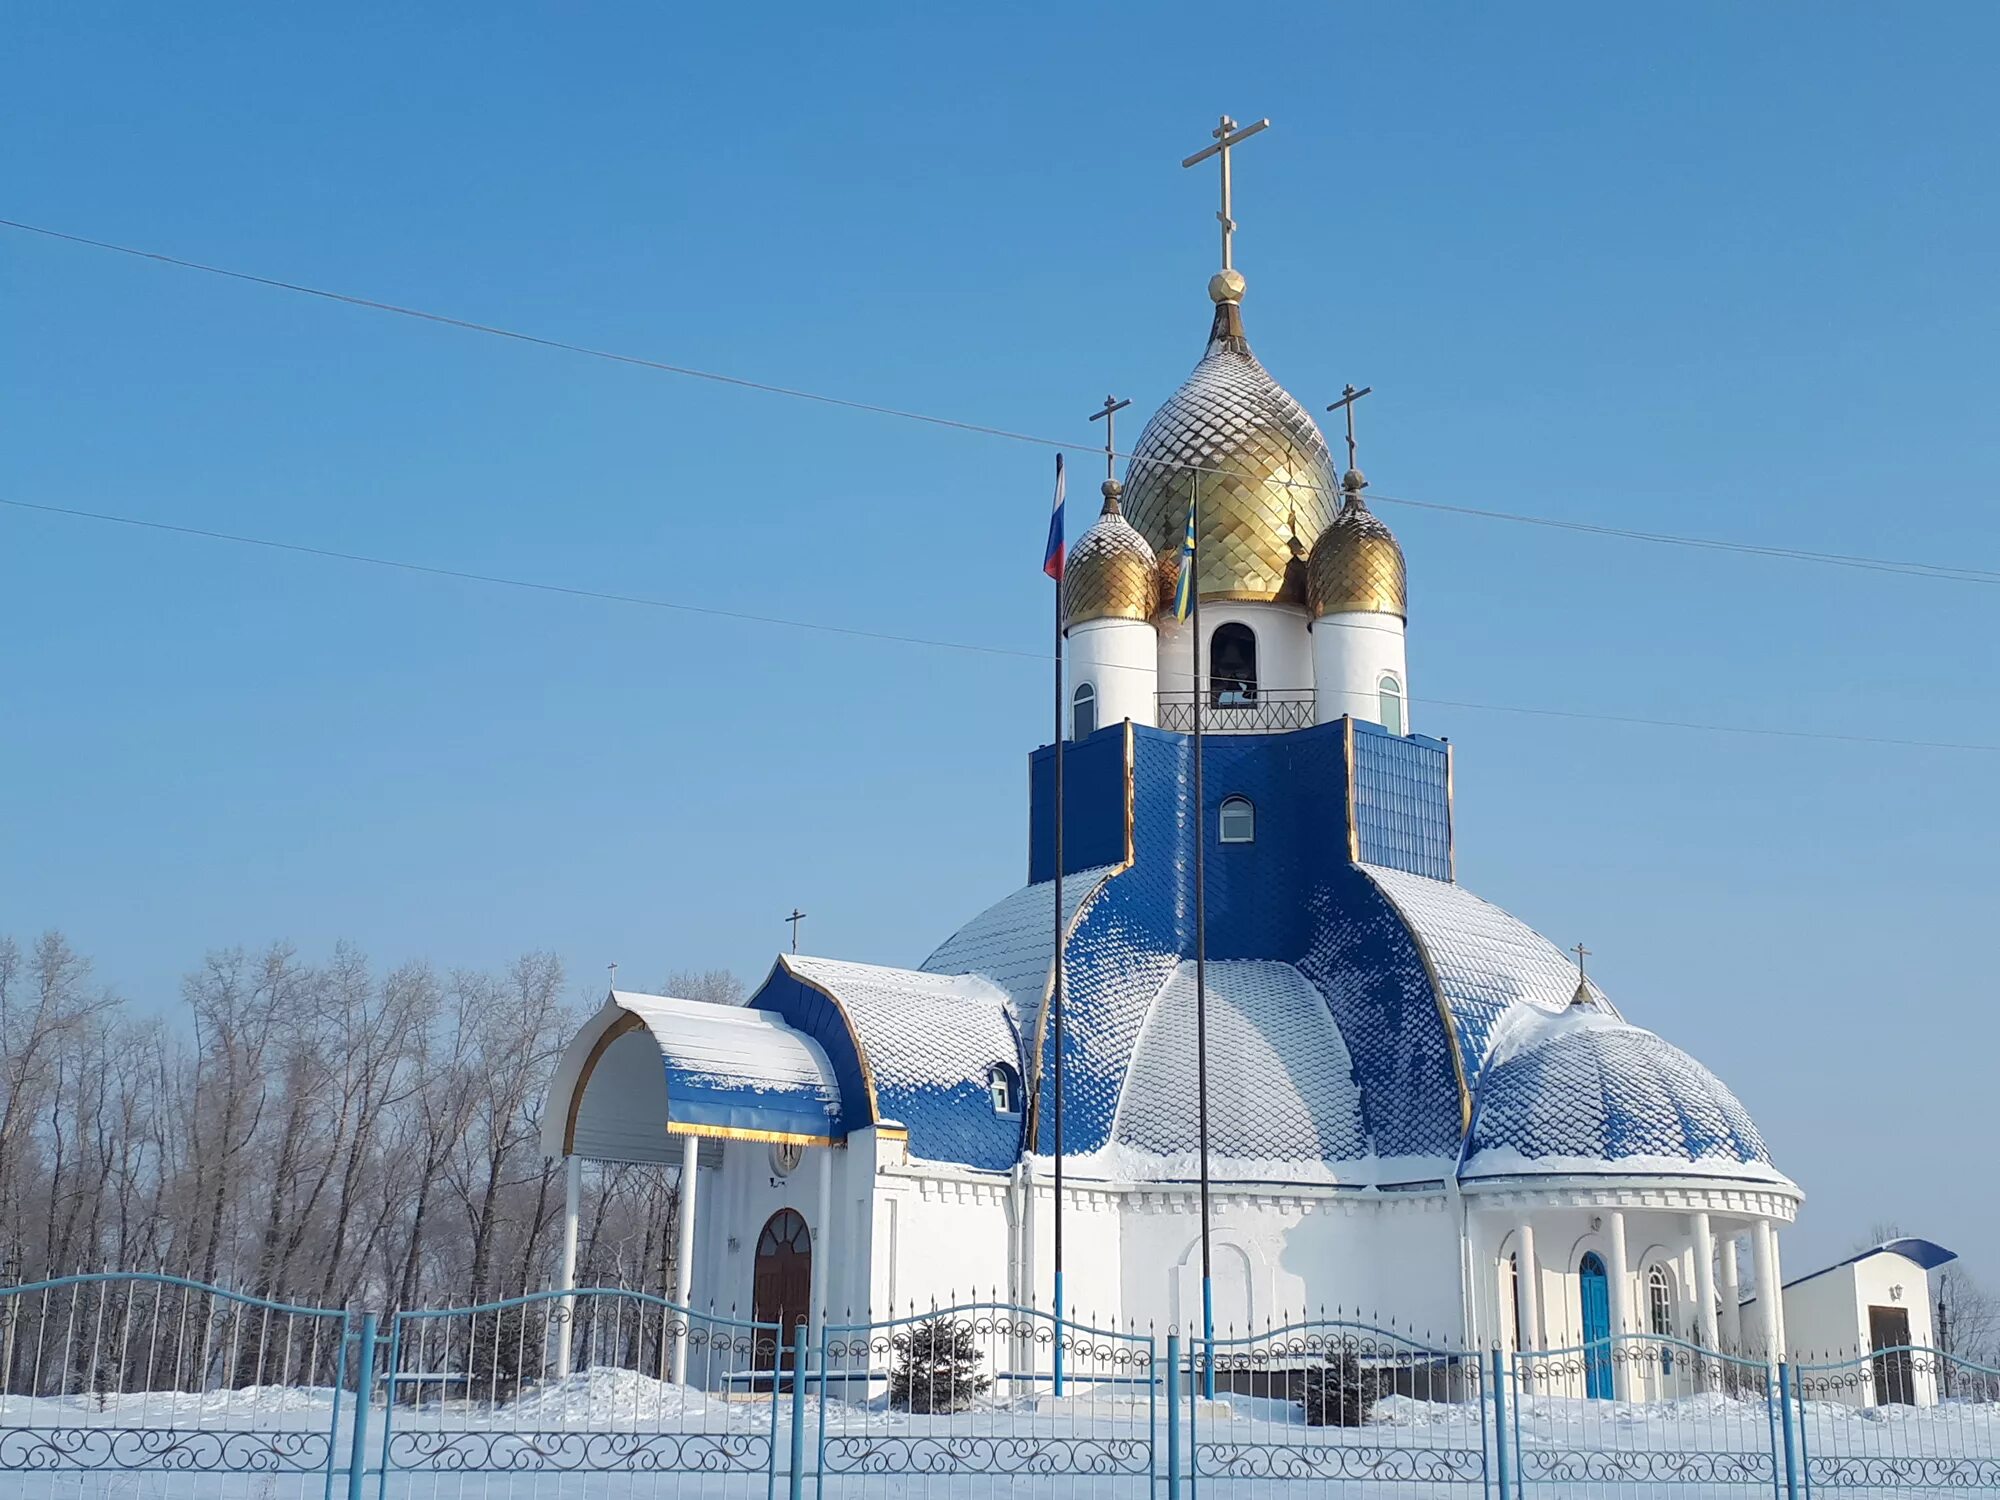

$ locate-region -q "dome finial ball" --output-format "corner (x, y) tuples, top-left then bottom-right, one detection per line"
(1208, 269), (1246, 304)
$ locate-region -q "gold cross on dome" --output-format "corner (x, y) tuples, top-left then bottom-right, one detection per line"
(1182, 113), (1270, 272)
(1089, 394), (1131, 482)
(1571, 942), (1591, 978)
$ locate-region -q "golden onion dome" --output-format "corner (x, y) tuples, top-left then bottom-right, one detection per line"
(1306, 468), (1407, 619)
(1063, 480), (1159, 628)
(1121, 275), (1339, 607)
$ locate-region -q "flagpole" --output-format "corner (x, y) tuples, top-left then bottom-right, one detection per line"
(1052, 479), (1067, 1400)
(1042, 451), (1067, 1398)
(1189, 467), (1216, 1400)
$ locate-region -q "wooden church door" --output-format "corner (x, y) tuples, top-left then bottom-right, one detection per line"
(753, 1209), (812, 1365)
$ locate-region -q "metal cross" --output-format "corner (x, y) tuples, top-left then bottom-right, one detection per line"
(1089, 394), (1131, 482)
(1571, 942), (1591, 978)
(787, 908), (807, 953)
(1182, 114), (1270, 272)
(1326, 384), (1374, 473)
(607, 960), (618, 991)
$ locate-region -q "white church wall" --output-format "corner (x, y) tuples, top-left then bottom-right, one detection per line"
(1157, 603), (1315, 706)
(1069, 619), (1157, 733)
(1020, 1179), (1123, 1330)
(874, 1169), (1019, 1316)
(1116, 1191), (1462, 1341)
(686, 1136), (867, 1329)
(1311, 611), (1409, 731)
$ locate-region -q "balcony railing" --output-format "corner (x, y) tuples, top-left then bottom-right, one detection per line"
(1156, 689), (1318, 734)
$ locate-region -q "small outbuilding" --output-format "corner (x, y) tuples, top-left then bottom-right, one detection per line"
(1755, 1238), (1957, 1407)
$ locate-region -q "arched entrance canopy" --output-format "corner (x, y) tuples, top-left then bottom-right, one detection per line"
(545, 991), (846, 1162)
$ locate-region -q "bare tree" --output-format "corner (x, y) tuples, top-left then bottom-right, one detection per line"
(0, 928), (738, 1318)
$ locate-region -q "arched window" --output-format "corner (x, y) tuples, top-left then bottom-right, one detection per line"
(1649, 1264), (1676, 1373)
(987, 1063), (1022, 1116)
(1219, 795), (1255, 844)
(1379, 672), (1405, 736)
(1210, 623), (1258, 707)
(1071, 682), (1097, 740)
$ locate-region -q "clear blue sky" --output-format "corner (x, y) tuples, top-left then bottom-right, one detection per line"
(4, 4), (1996, 1280)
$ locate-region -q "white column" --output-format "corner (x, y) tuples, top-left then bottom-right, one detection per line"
(1767, 1223), (1786, 1354)
(1515, 1221), (1542, 1353)
(1605, 1210), (1633, 1400)
(670, 1133), (698, 1384)
(1719, 1234), (1744, 1350)
(555, 1153), (583, 1376)
(810, 1146), (833, 1345)
(1692, 1213), (1720, 1356)
(1752, 1219), (1782, 1363)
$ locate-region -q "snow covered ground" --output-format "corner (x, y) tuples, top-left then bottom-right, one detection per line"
(3, 1366), (1998, 1498)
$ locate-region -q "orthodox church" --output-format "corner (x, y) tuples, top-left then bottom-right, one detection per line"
(544, 137), (1801, 1396)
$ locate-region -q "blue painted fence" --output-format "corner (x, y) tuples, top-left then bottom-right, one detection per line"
(5, 1274), (2000, 1497)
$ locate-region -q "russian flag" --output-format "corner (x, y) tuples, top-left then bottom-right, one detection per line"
(1043, 453), (1067, 580)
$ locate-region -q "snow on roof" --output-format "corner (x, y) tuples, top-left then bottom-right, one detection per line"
(919, 867), (1121, 1039)
(609, 991), (842, 1142)
(1783, 1238), (1959, 1289)
(1461, 1002), (1786, 1185)
(1358, 864), (1612, 1089)
(1089, 960), (1368, 1182)
(783, 957), (1022, 1171)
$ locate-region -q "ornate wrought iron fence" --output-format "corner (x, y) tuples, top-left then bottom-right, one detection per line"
(1156, 689), (1318, 733)
(1190, 1318), (1490, 1488)
(0, 1270), (355, 1495)
(1792, 1342), (2000, 1491)
(1510, 1332), (1783, 1494)
(815, 1301), (1155, 1498)
(9, 1277), (2000, 1499)
(381, 1286), (783, 1490)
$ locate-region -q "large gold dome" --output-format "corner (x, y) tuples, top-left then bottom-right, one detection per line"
(1063, 481), (1159, 627)
(1306, 469), (1406, 619)
(1121, 280), (1339, 606)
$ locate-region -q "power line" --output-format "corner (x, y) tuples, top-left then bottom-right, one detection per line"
(7, 493), (1998, 756)
(6, 216), (1998, 590)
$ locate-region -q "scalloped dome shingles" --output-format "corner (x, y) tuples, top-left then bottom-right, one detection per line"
(1121, 299), (1337, 605)
(1465, 1008), (1777, 1177)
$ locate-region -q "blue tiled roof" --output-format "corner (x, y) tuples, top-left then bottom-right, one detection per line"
(1462, 1006), (1780, 1180)
(710, 722), (1788, 1192)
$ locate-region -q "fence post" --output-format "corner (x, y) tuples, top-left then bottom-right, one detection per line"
(788, 1322), (809, 1500)
(1778, 1361), (1801, 1500)
(1490, 1348), (1512, 1500)
(346, 1314), (376, 1500)
(1166, 1331), (1182, 1500)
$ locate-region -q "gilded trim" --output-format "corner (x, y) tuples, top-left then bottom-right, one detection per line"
(875, 1125), (910, 1142)
(665, 1120), (836, 1147)
(1352, 866), (1475, 1140)
(1122, 717), (1136, 869)
(563, 1009), (646, 1155)
(1444, 741), (1457, 882)
(1343, 715), (1361, 864)
(776, 954), (885, 1127)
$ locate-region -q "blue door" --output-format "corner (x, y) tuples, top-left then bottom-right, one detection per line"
(1579, 1253), (1613, 1399)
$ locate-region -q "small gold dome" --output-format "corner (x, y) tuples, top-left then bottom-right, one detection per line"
(1063, 481), (1159, 628)
(1306, 471), (1406, 619)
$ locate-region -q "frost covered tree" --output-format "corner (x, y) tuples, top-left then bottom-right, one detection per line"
(1299, 1352), (1386, 1427)
(889, 1316), (992, 1413)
